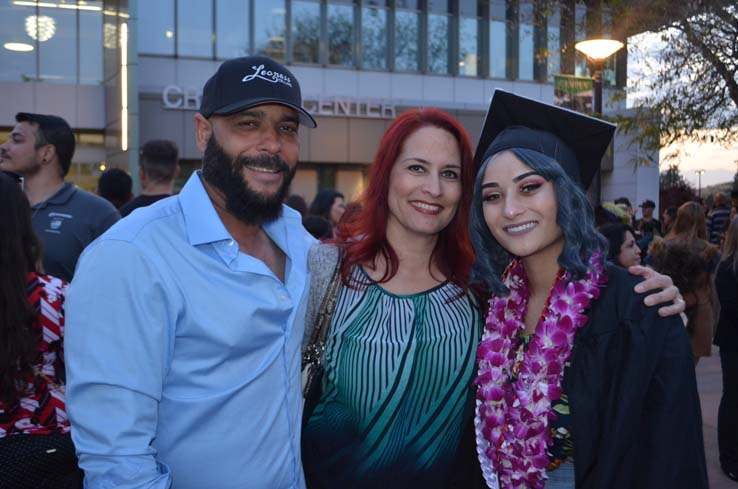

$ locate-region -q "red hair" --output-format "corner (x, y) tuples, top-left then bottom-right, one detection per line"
(333, 108), (475, 290)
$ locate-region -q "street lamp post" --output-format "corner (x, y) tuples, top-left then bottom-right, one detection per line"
(573, 39), (624, 203)
(574, 39), (625, 116)
(695, 169), (705, 197)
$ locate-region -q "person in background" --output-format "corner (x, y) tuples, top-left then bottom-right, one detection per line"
(636, 220), (661, 258)
(594, 204), (621, 228)
(714, 218), (738, 482)
(662, 206), (678, 235)
(650, 201), (720, 364)
(309, 189), (346, 227)
(614, 196), (634, 226)
(303, 214), (333, 240)
(637, 199), (661, 235)
(97, 168), (133, 209)
(285, 194), (309, 217)
(119, 139), (180, 217)
(0, 171), (81, 488)
(708, 192), (731, 246)
(600, 201), (630, 225)
(600, 223), (642, 268)
(0, 113), (119, 282)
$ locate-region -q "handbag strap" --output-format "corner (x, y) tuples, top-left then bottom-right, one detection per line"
(303, 257), (343, 366)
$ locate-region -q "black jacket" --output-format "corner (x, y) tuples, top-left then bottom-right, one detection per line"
(714, 260), (738, 352)
(567, 264), (708, 489)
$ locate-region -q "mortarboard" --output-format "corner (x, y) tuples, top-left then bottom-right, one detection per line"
(474, 89), (616, 189)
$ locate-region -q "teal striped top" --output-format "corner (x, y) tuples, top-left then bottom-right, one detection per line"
(302, 267), (482, 488)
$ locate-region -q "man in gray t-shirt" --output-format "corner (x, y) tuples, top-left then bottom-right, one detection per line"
(0, 112), (119, 282)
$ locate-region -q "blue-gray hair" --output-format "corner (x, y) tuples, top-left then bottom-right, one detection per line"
(470, 148), (608, 296)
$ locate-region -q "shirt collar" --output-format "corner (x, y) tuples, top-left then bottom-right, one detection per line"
(178, 171), (304, 250)
(32, 182), (75, 208)
(179, 171), (233, 246)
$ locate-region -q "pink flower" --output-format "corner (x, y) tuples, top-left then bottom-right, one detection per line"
(475, 250), (607, 488)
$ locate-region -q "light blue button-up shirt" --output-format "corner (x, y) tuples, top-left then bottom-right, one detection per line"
(65, 172), (314, 489)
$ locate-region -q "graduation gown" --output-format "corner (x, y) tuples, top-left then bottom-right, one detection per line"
(566, 264), (708, 489)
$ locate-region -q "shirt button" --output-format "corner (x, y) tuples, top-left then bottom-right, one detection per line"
(279, 295), (287, 301)
(228, 240), (235, 246)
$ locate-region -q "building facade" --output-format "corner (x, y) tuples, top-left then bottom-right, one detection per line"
(0, 0), (656, 207)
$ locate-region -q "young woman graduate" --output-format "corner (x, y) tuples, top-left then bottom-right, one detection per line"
(469, 91), (708, 489)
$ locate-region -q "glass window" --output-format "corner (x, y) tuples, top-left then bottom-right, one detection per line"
(362, 6), (387, 70)
(574, 1), (587, 77)
(103, 15), (118, 81)
(489, 0), (507, 78)
(602, 8), (617, 87)
(395, 0), (418, 8)
(547, 4), (560, 81)
(394, 9), (419, 71)
(216, 0), (249, 59)
(518, 0), (534, 80)
(139, 0), (174, 55)
(0, 1), (37, 82)
(459, 17), (478, 76)
(254, 0), (286, 61)
(459, 0), (479, 17)
(39, 6), (76, 83)
(427, 0), (449, 14)
(292, 1), (320, 64)
(177, 0), (213, 57)
(427, 14), (448, 74)
(327, 3), (354, 67)
(80, 2), (103, 84)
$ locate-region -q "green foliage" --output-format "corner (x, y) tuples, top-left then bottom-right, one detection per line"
(617, 1), (738, 155)
(659, 164), (697, 209)
(660, 165), (693, 190)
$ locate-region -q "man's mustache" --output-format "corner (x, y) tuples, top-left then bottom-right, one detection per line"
(236, 154), (290, 173)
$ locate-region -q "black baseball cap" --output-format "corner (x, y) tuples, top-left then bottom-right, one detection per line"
(199, 56), (317, 128)
(474, 90), (616, 189)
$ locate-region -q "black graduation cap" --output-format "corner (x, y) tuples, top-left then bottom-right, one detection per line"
(474, 89), (616, 189)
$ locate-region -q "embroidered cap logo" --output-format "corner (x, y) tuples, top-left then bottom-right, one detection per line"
(241, 64), (293, 87)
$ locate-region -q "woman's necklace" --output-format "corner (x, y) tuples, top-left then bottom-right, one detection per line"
(474, 251), (607, 489)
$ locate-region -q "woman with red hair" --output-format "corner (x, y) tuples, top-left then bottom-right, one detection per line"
(299, 107), (682, 489)
(301, 108), (484, 488)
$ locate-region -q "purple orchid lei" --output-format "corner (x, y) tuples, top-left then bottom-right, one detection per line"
(474, 251), (607, 489)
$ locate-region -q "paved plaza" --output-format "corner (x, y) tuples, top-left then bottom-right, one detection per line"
(698, 349), (737, 489)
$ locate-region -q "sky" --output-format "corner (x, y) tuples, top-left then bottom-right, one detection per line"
(627, 31), (738, 189)
(661, 138), (738, 189)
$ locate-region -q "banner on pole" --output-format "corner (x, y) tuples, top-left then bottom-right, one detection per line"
(553, 74), (593, 113)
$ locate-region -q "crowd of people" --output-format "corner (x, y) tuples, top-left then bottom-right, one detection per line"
(0, 54), (733, 488)
(594, 186), (738, 481)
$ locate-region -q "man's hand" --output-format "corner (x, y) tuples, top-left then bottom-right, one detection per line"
(628, 265), (686, 317)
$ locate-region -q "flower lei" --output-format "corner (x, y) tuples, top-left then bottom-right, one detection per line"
(474, 251), (607, 489)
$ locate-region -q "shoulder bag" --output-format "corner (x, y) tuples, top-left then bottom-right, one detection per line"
(301, 257), (342, 425)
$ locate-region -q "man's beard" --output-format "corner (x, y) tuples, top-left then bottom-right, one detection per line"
(201, 135), (295, 226)
(0, 156), (41, 178)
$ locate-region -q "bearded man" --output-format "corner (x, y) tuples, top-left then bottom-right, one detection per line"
(65, 56), (317, 489)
